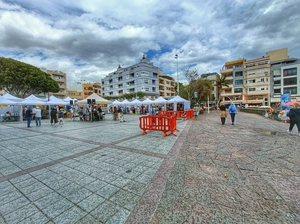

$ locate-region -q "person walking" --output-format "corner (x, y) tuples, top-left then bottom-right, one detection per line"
(287, 103), (300, 136)
(35, 106), (42, 126)
(58, 108), (64, 126)
(228, 103), (237, 125)
(25, 106), (33, 128)
(50, 108), (58, 125)
(113, 106), (118, 121)
(219, 102), (227, 125)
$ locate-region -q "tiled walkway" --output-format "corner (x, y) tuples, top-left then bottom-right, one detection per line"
(0, 112), (299, 223)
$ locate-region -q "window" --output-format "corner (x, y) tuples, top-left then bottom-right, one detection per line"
(283, 68), (297, 77)
(153, 73), (158, 78)
(274, 80), (281, 86)
(283, 77), (297, 86)
(248, 79), (255, 84)
(235, 80), (243, 85)
(143, 79), (149, 84)
(140, 71), (149, 76)
(274, 89), (281, 94)
(284, 87), (297, 94)
(235, 71), (243, 77)
(249, 88), (255, 91)
(256, 78), (264, 83)
(234, 88), (243, 93)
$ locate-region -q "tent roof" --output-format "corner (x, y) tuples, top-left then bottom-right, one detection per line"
(46, 96), (69, 105)
(19, 95), (46, 105)
(112, 100), (122, 105)
(0, 95), (18, 105)
(168, 95), (188, 103)
(141, 98), (154, 104)
(154, 96), (168, 103)
(63, 96), (75, 102)
(3, 93), (23, 102)
(128, 99), (142, 105)
(77, 93), (112, 105)
(24, 94), (47, 102)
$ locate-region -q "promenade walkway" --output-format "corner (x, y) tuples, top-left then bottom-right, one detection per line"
(0, 111), (299, 223)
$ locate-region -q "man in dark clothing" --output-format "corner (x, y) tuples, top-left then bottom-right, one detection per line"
(25, 106), (33, 127)
(50, 108), (58, 125)
(287, 103), (300, 136)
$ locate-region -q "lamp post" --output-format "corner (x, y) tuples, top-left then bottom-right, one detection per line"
(175, 54), (179, 95)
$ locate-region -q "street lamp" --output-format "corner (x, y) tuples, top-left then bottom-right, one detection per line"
(175, 54), (179, 94)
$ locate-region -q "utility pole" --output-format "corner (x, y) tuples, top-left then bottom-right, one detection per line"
(175, 54), (179, 95)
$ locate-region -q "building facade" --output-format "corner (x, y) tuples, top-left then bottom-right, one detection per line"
(220, 59), (245, 105)
(270, 58), (300, 103)
(158, 70), (175, 99)
(41, 69), (67, 99)
(201, 72), (219, 103)
(101, 55), (159, 98)
(244, 56), (271, 106)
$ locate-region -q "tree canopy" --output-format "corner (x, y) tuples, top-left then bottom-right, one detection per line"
(0, 57), (59, 98)
(215, 75), (231, 104)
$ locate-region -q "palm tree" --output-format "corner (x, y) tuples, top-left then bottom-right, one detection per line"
(215, 75), (230, 105)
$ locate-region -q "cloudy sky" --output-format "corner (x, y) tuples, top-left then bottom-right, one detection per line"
(0, 0), (299, 87)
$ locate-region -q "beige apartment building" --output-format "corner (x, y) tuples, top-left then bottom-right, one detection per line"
(41, 69), (67, 99)
(158, 72), (175, 99)
(244, 56), (271, 106)
(220, 59), (245, 105)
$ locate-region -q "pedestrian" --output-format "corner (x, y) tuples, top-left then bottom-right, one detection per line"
(58, 108), (64, 125)
(50, 108), (58, 125)
(113, 106), (118, 121)
(278, 109), (288, 123)
(287, 103), (300, 136)
(228, 103), (237, 125)
(219, 102), (227, 125)
(35, 106), (42, 126)
(25, 106), (33, 127)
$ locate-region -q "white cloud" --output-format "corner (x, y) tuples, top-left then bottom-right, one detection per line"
(0, 0), (299, 88)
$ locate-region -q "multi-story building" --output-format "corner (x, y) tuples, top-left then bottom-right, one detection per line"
(244, 56), (270, 106)
(66, 90), (83, 100)
(82, 83), (94, 98)
(270, 58), (300, 103)
(158, 70), (175, 99)
(220, 59), (245, 105)
(201, 72), (218, 102)
(102, 55), (159, 98)
(41, 69), (67, 99)
(93, 82), (102, 96)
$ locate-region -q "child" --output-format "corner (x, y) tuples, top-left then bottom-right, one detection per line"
(58, 108), (64, 125)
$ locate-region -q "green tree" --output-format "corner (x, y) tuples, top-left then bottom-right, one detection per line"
(182, 67), (199, 101)
(0, 57), (59, 98)
(215, 75), (230, 105)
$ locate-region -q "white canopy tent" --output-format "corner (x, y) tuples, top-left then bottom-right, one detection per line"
(128, 99), (142, 106)
(141, 98), (154, 104)
(63, 96), (76, 102)
(112, 100), (122, 106)
(46, 96), (69, 105)
(77, 93), (112, 105)
(0, 95), (18, 105)
(168, 95), (190, 110)
(18, 95), (46, 106)
(153, 96), (168, 104)
(3, 93), (23, 102)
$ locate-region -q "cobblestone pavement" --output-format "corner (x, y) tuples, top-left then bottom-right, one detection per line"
(0, 112), (299, 223)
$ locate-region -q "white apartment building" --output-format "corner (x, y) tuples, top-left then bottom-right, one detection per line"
(101, 55), (159, 98)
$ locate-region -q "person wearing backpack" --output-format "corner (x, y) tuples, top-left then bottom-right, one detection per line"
(228, 103), (237, 125)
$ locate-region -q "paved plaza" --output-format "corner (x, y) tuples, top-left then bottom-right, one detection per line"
(0, 111), (299, 223)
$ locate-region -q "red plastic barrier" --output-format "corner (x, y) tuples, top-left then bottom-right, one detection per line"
(158, 111), (177, 117)
(175, 110), (194, 120)
(139, 115), (179, 137)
